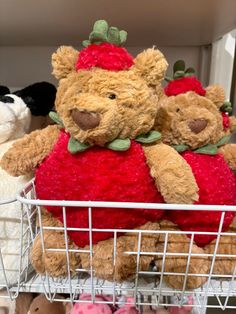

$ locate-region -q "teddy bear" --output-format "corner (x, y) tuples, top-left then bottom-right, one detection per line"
(0, 20), (199, 281)
(0, 82), (56, 287)
(151, 62), (236, 289)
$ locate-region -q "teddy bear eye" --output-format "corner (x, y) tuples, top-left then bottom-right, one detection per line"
(108, 93), (116, 100)
(176, 108), (180, 112)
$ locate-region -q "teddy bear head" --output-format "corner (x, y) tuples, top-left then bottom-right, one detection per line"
(51, 20), (168, 150)
(155, 75), (235, 150)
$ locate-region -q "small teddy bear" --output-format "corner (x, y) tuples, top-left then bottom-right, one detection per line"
(152, 63), (236, 289)
(1, 21), (198, 280)
(0, 82), (56, 286)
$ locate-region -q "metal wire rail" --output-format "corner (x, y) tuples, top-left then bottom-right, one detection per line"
(1, 180), (236, 313)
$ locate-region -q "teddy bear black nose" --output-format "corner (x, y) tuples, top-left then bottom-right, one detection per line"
(188, 119), (208, 134)
(71, 109), (101, 130)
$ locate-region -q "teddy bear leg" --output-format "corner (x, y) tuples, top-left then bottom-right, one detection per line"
(31, 207), (80, 277)
(205, 217), (236, 277)
(155, 221), (210, 290)
(80, 222), (160, 282)
(30, 230), (80, 277)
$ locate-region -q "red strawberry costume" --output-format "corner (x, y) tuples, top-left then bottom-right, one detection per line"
(166, 151), (236, 247)
(35, 131), (164, 247)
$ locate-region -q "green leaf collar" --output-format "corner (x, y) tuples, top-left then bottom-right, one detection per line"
(172, 135), (231, 155)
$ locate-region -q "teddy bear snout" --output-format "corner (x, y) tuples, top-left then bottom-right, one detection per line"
(71, 108), (101, 130)
(188, 119), (208, 134)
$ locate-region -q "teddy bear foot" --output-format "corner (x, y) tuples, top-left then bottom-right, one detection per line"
(80, 222), (161, 282)
(31, 231), (80, 277)
(155, 221), (210, 290)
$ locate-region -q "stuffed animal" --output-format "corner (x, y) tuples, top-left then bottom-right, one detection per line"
(28, 294), (72, 314)
(0, 82), (56, 287)
(0, 20), (198, 280)
(152, 63), (236, 289)
(70, 294), (139, 314)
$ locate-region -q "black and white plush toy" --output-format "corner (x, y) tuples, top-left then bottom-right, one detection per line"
(0, 82), (56, 288)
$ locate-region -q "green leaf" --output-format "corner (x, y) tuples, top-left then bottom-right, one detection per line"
(185, 67), (195, 74)
(106, 138), (131, 151)
(89, 31), (108, 44)
(216, 135), (231, 147)
(108, 27), (120, 45)
(223, 101), (232, 107)
(184, 72), (194, 77)
(82, 40), (90, 47)
(49, 111), (64, 128)
(119, 30), (127, 45)
(136, 131), (161, 144)
(93, 20), (109, 35)
(164, 76), (173, 82)
(172, 144), (189, 153)
(173, 60), (185, 74)
(174, 70), (185, 79)
(68, 137), (91, 154)
(194, 144), (218, 155)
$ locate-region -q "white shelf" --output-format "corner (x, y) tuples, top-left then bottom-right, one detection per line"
(0, 0), (236, 47)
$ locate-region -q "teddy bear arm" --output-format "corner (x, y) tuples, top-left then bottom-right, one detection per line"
(143, 143), (199, 204)
(218, 143), (236, 171)
(0, 125), (60, 176)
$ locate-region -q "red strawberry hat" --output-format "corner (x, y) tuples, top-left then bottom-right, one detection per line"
(76, 20), (134, 71)
(164, 60), (206, 96)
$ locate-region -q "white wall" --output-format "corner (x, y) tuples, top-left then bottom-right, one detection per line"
(209, 31), (236, 99)
(0, 46), (209, 89)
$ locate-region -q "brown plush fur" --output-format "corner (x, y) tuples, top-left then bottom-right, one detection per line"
(205, 217), (236, 276)
(153, 85), (236, 289)
(31, 208), (80, 277)
(28, 294), (70, 314)
(143, 143), (198, 204)
(205, 85), (225, 109)
(155, 92), (225, 149)
(80, 222), (160, 281)
(52, 46), (78, 80)
(1, 46), (201, 287)
(0, 125), (60, 176)
(218, 144), (236, 171)
(155, 221), (209, 290)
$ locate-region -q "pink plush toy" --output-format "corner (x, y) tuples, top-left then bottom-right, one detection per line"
(70, 294), (139, 314)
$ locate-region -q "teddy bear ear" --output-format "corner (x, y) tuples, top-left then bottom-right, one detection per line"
(132, 48), (168, 86)
(52, 46), (79, 79)
(205, 85), (225, 108)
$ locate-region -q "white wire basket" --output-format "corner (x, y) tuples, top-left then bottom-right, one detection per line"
(0, 197), (34, 301)
(1, 179), (236, 313)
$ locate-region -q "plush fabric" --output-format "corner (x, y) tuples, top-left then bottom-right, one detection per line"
(165, 152), (236, 246)
(0, 141), (32, 287)
(14, 82), (56, 116)
(76, 43), (134, 71)
(35, 131), (164, 247)
(222, 112), (230, 130)
(164, 77), (206, 97)
(0, 82), (56, 287)
(71, 294), (139, 314)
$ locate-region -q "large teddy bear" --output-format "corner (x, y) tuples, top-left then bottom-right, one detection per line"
(152, 71), (236, 289)
(0, 21), (198, 280)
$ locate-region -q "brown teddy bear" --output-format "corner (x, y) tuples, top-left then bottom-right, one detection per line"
(152, 70), (236, 290)
(0, 21), (198, 282)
